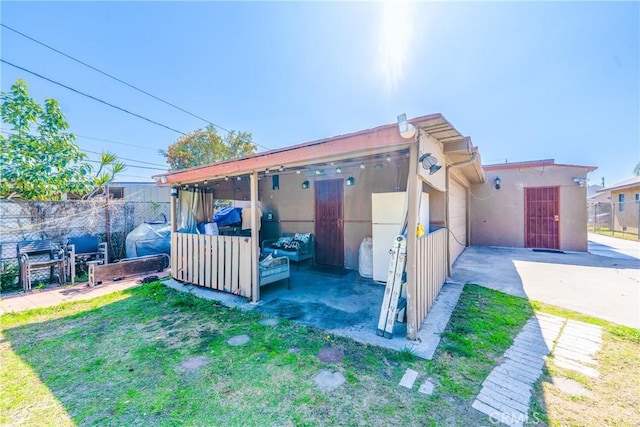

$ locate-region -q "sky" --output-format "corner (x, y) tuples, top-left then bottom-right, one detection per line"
(1, 1), (638, 186)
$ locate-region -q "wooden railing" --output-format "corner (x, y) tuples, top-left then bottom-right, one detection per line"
(414, 228), (448, 325)
(172, 233), (254, 298)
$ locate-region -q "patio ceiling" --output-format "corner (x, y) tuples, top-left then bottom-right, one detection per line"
(154, 113), (485, 186)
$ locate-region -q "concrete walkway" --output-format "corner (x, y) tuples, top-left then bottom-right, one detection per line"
(472, 313), (603, 427)
(588, 232), (640, 261)
(0, 276), (144, 314)
(451, 246), (639, 329)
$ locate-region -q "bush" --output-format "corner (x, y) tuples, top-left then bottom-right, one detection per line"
(0, 263), (20, 293)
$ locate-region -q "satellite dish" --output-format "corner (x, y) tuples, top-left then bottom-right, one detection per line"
(397, 113), (417, 139)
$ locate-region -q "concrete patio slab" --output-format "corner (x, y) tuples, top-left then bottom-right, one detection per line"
(163, 269), (464, 360)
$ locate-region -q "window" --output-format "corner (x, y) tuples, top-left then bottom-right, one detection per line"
(109, 187), (124, 199)
(618, 193), (625, 212)
(636, 193), (639, 203)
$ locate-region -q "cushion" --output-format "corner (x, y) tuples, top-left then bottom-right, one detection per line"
(294, 233), (311, 244)
(283, 240), (302, 251)
(271, 236), (293, 249)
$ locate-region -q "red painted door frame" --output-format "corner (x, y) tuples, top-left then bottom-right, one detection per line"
(524, 186), (560, 249)
(314, 179), (344, 266)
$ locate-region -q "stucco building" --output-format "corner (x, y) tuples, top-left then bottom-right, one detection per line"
(470, 159), (596, 252)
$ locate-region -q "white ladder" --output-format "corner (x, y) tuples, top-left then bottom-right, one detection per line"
(377, 235), (407, 339)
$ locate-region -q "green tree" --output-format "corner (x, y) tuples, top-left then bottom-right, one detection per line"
(160, 124), (256, 170)
(0, 79), (124, 200)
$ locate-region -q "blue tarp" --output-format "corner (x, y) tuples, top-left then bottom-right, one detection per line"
(213, 207), (243, 227)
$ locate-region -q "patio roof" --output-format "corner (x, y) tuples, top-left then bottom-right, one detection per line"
(154, 113), (484, 185)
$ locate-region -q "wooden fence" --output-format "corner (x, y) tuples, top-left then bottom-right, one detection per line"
(172, 233), (254, 298)
(414, 228), (448, 325)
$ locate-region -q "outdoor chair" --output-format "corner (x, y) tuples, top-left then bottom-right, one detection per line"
(17, 239), (66, 292)
(66, 236), (108, 284)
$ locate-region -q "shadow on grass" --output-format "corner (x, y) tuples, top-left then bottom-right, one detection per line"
(1, 282), (467, 426)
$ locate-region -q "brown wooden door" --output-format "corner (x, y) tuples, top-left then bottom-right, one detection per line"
(315, 179), (344, 266)
(525, 186), (560, 249)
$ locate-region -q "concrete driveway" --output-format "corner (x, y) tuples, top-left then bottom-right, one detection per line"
(451, 236), (639, 329)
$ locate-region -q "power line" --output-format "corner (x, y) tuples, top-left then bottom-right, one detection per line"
(83, 158), (166, 171)
(81, 149), (167, 168)
(1, 59), (187, 135)
(75, 134), (162, 151)
(1, 23), (271, 151)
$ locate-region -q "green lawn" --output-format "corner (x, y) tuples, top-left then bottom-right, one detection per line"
(1, 282), (637, 426)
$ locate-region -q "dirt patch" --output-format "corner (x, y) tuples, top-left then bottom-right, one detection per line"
(317, 347), (344, 363)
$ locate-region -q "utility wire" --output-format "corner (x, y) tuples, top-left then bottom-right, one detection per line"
(1, 130), (168, 171)
(81, 148), (168, 168)
(1, 59), (187, 135)
(75, 134), (162, 151)
(1, 23), (271, 151)
(83, 158), (166, 171)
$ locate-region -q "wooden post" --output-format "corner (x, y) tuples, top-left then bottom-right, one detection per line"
(104, 185), (111, 261)
(405, 142), (420, 340)
(250, 172), (260, 303)
(170, 187), (177, 233)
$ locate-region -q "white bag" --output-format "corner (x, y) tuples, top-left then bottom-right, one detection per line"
(358, 237), (373, 278)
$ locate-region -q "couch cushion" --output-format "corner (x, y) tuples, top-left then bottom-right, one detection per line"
(294, 233), (311, 244)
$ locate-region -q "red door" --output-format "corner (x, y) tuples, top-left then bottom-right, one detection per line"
(525, 187), (560, 249)
(315, 179), (344, 266)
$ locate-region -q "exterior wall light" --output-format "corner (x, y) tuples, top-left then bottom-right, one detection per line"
(573, 177), (586, 187)
(346, 177), (355, 186)
(302, 180), (310, 189)
(397, 113), (417, 139)
(170, 187), (179, 198)
(494, 177), (501, 190)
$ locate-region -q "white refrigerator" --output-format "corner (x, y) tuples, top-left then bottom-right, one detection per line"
(372, 192), (429, 282)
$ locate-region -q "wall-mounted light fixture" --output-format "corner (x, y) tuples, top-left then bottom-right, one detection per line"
(315, 169), (322, 175)
(360, 163), (366, 169)
(301, 180), (310, 189)
(573, 177), (586, 187)
(170, 187), (179, 198)
(397, 113), (417, 139)
(346, 176), (355, 186)
(419, 153), (442, 175)
(336, 167), (342, 174)
(494, 176), (501, 190)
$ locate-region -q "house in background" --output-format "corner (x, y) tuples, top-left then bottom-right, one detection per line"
(154, 113), (485, 339)
(107, 182), (171, 202)
(594, 176), (640, 236)
(470, 159), (597, 252)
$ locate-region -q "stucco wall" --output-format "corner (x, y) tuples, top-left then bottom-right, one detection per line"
(259, 159), (409, 270)
(470, 165), (590, 251)
(611, 187), (640, 234)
